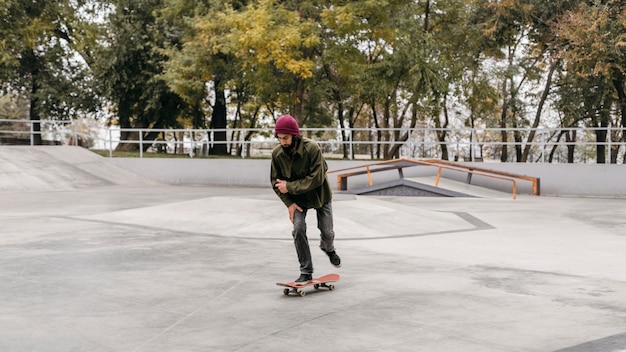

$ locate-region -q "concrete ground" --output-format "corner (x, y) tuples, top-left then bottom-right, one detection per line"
(2, 147), (626, 351)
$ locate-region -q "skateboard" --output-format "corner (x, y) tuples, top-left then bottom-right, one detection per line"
(276, 273), (340, 297)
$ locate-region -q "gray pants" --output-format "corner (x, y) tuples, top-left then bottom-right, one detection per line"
(292, 201), (335, 275)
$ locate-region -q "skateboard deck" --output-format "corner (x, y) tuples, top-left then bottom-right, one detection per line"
(276, 273), (340, 297)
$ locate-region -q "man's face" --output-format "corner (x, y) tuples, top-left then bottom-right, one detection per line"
(277, 133), (293, 149)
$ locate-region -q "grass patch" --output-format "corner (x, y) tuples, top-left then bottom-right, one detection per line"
(89, 149), (270, 159)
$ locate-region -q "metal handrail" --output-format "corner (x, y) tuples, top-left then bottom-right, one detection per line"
(327, 158), (537, 199)
(423, 159), (540, 196)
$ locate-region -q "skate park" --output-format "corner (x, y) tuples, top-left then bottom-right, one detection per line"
(1, 146), (626, 351)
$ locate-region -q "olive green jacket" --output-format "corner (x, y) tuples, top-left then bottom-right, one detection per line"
(270, 137), (332, 209)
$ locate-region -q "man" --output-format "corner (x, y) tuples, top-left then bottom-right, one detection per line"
(270, 114), (341, 284)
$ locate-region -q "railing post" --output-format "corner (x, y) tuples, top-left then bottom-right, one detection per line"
(470, 128), (476, 161)
(423, 129), (427, 158)
(512, 180), (517, 200)
(541, 129), (545, 163)
(73, 123), (78, 146)
(241, 128), (246, 159)
(338, 175), (347, 191)
(435, 167), (442, 186)
(139, 130), (143, 158)
(187, 129), (193, 158)
(605, 126), (613, 164)
(108, 128), (113, 157)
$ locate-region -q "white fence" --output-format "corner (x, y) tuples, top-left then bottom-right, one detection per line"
(1, 118), (625, 163)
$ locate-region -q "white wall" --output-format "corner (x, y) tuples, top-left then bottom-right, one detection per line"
(109, 158), (626, 198)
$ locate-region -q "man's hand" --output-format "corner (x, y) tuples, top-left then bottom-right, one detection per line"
(288, 203), (303, 223)
(275, 179), (289, 194)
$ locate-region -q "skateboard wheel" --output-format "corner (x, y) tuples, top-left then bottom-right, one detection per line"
(328, 285), (335, 291)
(314, 284), (320, 290)
(298, 290), (306, 297)
(283, 288), (290, 296)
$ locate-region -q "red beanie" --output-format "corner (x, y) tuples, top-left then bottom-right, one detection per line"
(274, 115), (301, 136)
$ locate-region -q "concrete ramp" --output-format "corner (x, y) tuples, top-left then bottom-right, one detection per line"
(344, 178), (475, 197)
(0, 146), (151, 191)
(341, 176), (513, 198)
(407, 176), (514, 198)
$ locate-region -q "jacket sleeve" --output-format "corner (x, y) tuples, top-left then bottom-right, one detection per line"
(287, 144), (327, 195)
(270, 155), (294, 207)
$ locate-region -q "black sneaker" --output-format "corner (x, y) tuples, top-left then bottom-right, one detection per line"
(323, 249), (341, 268)
(294, 273), (312, 285)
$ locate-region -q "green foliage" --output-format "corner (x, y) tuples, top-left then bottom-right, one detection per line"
(3, 0), (626, 162)
(92, 0), (188, 151)
(0, 0), (97, 126)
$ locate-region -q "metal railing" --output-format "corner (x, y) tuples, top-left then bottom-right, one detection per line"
(0, 118), (77, 146)
(327, 158), (537, 199)
(1, 118), (625, 163)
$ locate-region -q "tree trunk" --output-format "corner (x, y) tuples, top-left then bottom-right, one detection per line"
(595, 93), (612, 164)
(567, 130), (576, 163)
(371, 102), (381, 159)
(513, 117), (523, 162)
(612, 75), (626, 164)
(142, 119), (165, 152)
(499, 80), (508, 162)
(29, 81), (42, 146)
(114, 90), (137, 151)
(27, 50), (42, 145)
(522, 59), (557, 162)
(337, 101), (349, 159)
(382, 98), (392, 159)
(348, 108), (357, 160)
(387, 102), (417, 159)
(436, 96), (450, 160)
(210, 78), (228, 155)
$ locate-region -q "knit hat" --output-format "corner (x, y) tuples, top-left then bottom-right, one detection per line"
(274, 115), (301, 136)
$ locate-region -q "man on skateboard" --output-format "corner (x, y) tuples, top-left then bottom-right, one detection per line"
(270, 114), (341, 285)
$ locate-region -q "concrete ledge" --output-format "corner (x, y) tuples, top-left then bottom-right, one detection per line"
(1, 146), (622, 197)
(110, 157), (626, 198)
(109, 158), (368, 189)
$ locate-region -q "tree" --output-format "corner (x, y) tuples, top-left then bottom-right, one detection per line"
(159, 0), (229, 155)
(321, 0), (445, 159)
(162, 0), (324, 155)
(420, 0), (483, 161)
(0, 0), (98, 144)
(93, 0), (186, 152)
(555, 1), (626, 163)
(204, 0), (320, 120)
